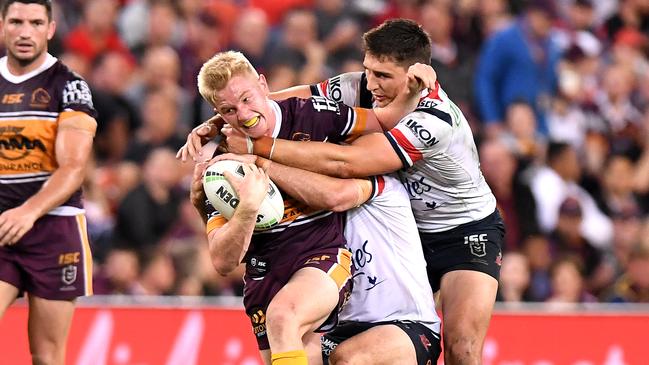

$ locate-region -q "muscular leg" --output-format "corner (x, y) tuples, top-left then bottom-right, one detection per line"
(302, 330), (323, 365)
(329, 325), (417, 365)
(439, 270), (497, 365)
(0, 280), (19, 318)
(260, 350), (272, 365)
(266, 267), (340, 354)
(27, 295), (76, 365)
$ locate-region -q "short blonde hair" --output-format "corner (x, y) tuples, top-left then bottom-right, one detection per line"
(197, 51), (259, 105)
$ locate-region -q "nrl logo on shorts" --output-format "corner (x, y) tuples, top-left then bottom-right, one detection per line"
(61, 265), (77, 285)
(464, 234), (488, 257)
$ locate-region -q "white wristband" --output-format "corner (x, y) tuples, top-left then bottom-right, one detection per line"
(246, 136), (254, 154)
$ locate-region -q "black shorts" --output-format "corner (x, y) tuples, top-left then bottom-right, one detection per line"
(420, 209), (505, 292)
(321, 320), (441, 365)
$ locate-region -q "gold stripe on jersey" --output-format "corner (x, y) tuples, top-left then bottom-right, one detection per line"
(0, 117), (57, 176)
(75, 214), (93, 296)
(206, 215), (228, 234)
(59, 110), (97, 135)
(327, 248), (352, 289)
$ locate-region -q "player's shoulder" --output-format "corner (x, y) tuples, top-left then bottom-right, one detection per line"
(51, 59), (88, 83)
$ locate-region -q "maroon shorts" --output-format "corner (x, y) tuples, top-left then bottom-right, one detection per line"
(243, 247), (353, 350)
(0, 214), (93, 300)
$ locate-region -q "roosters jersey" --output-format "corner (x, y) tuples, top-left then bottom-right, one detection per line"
(313, 72), (496, 232)
(0, 54), (97, 215)
(342, 173), (440, 332)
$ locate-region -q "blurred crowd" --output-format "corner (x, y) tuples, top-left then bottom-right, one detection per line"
(30, 0), (649, 304)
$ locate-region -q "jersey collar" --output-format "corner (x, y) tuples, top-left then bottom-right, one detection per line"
(0, 53), (57, 84)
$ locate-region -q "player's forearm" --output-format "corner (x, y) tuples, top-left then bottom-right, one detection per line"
(269, 85), (313, 101)
(259, 138), (352, 178)
(208, 212), (256, 275)
(20, 166), (86, 218)
(262, 159), (366, 211)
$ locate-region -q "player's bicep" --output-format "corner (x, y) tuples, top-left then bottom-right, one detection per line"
(55, 112), (97, 168)
(343, 133), (403, 177)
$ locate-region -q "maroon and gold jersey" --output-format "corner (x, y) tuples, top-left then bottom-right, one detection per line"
(206, 97), (369, 258)
(0, 54), (97, 215)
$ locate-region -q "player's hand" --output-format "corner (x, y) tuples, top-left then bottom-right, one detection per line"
(176, 115), (224, 162)
(190, 161), (208, 207)
(407, 63), (437, 92)
(0, 206), (38, 246)
(209, 153), (258, 166)
(219, 125), (248, 154)
(224, 164), (269, 211)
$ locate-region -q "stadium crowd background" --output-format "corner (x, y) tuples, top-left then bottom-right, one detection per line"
(28, 0), (649, 304)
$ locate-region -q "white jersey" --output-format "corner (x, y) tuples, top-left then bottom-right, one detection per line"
(341, 174), (441, 333)
(313, 72), (497, 233)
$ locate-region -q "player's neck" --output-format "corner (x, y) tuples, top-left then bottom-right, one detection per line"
(264, 99), (278, 136)
(6, 52), (49, 76)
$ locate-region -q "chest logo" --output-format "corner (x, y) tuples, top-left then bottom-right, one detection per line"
(2, 93), (24, 104)
(30, 88), (51, 108)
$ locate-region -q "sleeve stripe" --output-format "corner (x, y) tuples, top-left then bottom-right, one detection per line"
(348, 108), (368, 136)
(206, 215), (227, 234)
(371, 175), (385, 200)
(341, 107), (356, 136)
(414, 107), (453, 126)
(309, 84), (321, 96)
(386, 129), (422, 167)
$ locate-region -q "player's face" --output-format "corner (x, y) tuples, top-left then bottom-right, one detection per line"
(213, 73), (273, 138)
(363, 54), (409, 108)
(1, 3), (55, 69)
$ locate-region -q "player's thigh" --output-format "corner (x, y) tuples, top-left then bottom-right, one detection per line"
(27, 295), (76, 352)
(259, 349), (271, 365)
(330, 325), (416, 365)
(439, 270), (498, 338)
(0, 280), (19, 318)
(267, 267), (340, 331)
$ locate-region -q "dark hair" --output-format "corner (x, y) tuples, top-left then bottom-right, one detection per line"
(546, 141), (572, 164)
(362, 19), (431, 67)
(2, 0), (52, 20)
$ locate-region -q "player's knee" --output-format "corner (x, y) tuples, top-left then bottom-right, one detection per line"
(31, 351), (61, 365)
(265, 305), (298, 337)
(329, 347), (362, 365)
(443, 335), (482, 365)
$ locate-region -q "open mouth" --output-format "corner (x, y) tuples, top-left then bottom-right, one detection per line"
(243, 116), (260, 128)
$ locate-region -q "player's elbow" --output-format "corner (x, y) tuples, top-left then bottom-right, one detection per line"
(211, 256), (237, 276)
(324, 185), (360, 212)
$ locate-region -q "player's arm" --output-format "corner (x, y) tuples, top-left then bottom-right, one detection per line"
(269, 85), (313, 100)
(258, 157), (372, 211)
(256, 132), (403, 179)
(203, 164), (268, 276)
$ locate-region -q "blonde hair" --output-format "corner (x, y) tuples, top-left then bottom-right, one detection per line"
(197, 51), (259, 105)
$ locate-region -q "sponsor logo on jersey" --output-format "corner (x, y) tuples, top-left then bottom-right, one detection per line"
(310, 95), (340, 114)
(249, 257), (268, 274)
(0, 126), (46, 160)
(62, 80), (93, 108)
(59, 252), (81, 265)
(2, 93), (24, 104)
(30, 88), (51, 108)
(327, 75), (343, 101)
(420, 334), (432, 350)
(321, 337), (338, 356)
(464, 233), (488, 257)
(405, 119), (439, 146)
(249, 308), (267, 338)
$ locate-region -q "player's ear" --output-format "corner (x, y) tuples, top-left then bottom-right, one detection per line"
(47, 20), (56, 41)
(258, 74), (269, 94)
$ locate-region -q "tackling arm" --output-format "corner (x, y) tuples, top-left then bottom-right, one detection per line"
(257, 157), (372, 211)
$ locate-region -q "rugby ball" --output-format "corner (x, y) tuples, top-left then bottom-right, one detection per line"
(203, 160), (284, 231)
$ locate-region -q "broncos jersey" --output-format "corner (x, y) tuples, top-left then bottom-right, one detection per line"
(312, 72), (496, 232)
(0, 54), (97, 215)
(342, 173), (440, 332)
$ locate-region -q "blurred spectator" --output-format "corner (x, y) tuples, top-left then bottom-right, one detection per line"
(94, 248), (140, 294)
(130, 248), (177, 295)
(314, 0), (363, 71)
(228, 8), (273, 74)
(502, 100), (545, 166)
(480, 138), (539, 251)
(64, 0), (133, 64)
(421, 1), (476, 116)
(178, 11), (224, 93)
(125, 89), (186, 163)
(269, 8), (327, 84)
(125, 46), (193, 130)
(604, 242), (649, 303)
(522, 235), (553, 301)
(497, 251), (532, 302)
(549, 197), (604, 284)
(596, 64), (643, 139)
(601, 0), (649, 43)
(250, 0), (314, 25)
(546, 255), (597, 304)
(129, 0), (185, 60)
(475, 0), (561, 137)
(529, 142), (613, 247)
(114, 148), (183, 253)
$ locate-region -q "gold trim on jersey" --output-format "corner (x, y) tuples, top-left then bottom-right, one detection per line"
(0, 116), (58, 176)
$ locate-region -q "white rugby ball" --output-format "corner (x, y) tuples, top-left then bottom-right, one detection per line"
(203, 159), (284, 231)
